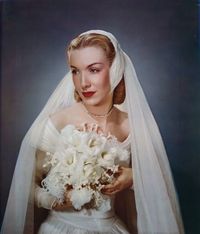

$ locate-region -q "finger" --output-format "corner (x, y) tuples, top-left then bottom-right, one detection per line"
(104, 179), (121, 188)
(114, 167), (123, 175)
(102, 189), (120, 195)
(114, 171), (122, 178)
(102, 184), (116, 190)
(105, 186), (120, 193)
(102, 184), (113, 190)
(92, 123), (98, 132)
(82, 122), (87, 132)
(88, 123), (93, 132)
(86, 123), (90, 132)
(97, 125), (104, 134)
(102, 184), (120, 193)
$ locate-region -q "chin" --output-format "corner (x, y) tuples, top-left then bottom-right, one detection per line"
(82, 99), (99, 106)
(81, 96), (103, 107)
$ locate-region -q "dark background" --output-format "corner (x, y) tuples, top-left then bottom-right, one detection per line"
(0, 0), (199, 233)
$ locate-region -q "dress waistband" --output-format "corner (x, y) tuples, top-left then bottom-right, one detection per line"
(49, 210), (116, 231)
(51, 208), (115, 219)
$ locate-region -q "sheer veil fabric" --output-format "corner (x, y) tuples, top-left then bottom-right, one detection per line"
(1, 30), (184, 234)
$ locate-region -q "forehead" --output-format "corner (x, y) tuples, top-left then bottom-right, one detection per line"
(68, 46), (108, 67)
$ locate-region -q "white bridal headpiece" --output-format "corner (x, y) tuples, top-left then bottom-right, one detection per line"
(1, 29), (184, 234)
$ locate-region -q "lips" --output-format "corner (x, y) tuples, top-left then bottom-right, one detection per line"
(82, 92), (96, 97)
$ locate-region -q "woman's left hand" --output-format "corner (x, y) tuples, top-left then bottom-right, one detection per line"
(101, 167), (133, 195)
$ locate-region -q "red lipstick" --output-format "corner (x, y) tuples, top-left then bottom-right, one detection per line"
(82, 92), (96, 97)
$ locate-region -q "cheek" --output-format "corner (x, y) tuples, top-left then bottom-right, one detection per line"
(98, 72), (110, 91)
(72, 77), (80, 90)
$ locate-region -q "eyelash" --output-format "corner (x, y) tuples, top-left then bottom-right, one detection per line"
(71, 68), (100, 75)
(89, 68), (100, 73)
(71, 70), (79, 75)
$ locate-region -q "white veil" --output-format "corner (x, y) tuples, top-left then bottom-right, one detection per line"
(1, 29), (184, 234)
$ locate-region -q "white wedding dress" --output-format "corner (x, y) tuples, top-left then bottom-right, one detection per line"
(1, 30), (184, 234)
(35, 118), (132, 234)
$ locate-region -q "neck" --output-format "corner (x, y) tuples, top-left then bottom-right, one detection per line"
(83, 103), (113, 118)
(82, 97), (114, 121)
(81, 96), (115, 133)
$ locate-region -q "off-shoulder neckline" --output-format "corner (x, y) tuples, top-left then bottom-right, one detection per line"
(47, 117), (131, 147)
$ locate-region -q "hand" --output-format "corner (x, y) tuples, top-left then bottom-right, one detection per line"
(80, 123), (104, 134)
(52, 192), (73, 211)
(101, 167), (133, 196)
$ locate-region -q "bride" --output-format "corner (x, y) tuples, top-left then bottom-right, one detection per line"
(1, 30), (184, 234)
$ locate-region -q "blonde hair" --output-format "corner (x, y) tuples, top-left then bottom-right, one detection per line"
(67, 33), (125, 104)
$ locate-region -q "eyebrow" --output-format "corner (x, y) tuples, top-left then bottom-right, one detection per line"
(70, 62), (103, 69)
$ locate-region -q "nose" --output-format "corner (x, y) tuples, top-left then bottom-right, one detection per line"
(80, 72), (91, 90)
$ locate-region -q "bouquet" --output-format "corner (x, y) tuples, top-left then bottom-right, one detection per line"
(41, 124), (129, 212)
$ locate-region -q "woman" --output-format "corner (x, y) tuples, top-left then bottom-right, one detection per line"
(1, 30), (184, 234)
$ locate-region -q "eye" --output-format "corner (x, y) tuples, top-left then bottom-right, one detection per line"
(71, 69), (79, 75)
(89, 68), (100, 73)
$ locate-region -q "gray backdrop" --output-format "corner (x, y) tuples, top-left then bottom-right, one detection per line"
(1, 0), (199, 233)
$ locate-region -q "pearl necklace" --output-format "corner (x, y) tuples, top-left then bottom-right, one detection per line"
(82, 102), (114, 118)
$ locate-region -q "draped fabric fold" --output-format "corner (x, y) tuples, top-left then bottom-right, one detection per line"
(1, 29), (184, 234)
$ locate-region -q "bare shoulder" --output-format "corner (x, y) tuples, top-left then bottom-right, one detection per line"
(50, 102), (81, 131)
(114, 107), (130, 136)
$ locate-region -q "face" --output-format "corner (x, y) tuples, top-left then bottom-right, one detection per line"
(68, 46), (112, 107)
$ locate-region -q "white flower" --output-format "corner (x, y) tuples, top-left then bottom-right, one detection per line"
(113, 147), (129, 165)
(41, 124), (130, 211)
(92, 192), (111, 212)
(70, 188), (93, 210)
(71, 130), (88, 148)
(86, 134), (107, 155)
(61, 148), (77, 166)
(83, 163), (94, 177)
(98, 197), (111, 212)
(83, 163), (103, 184)
(98, 152), (115, 168)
